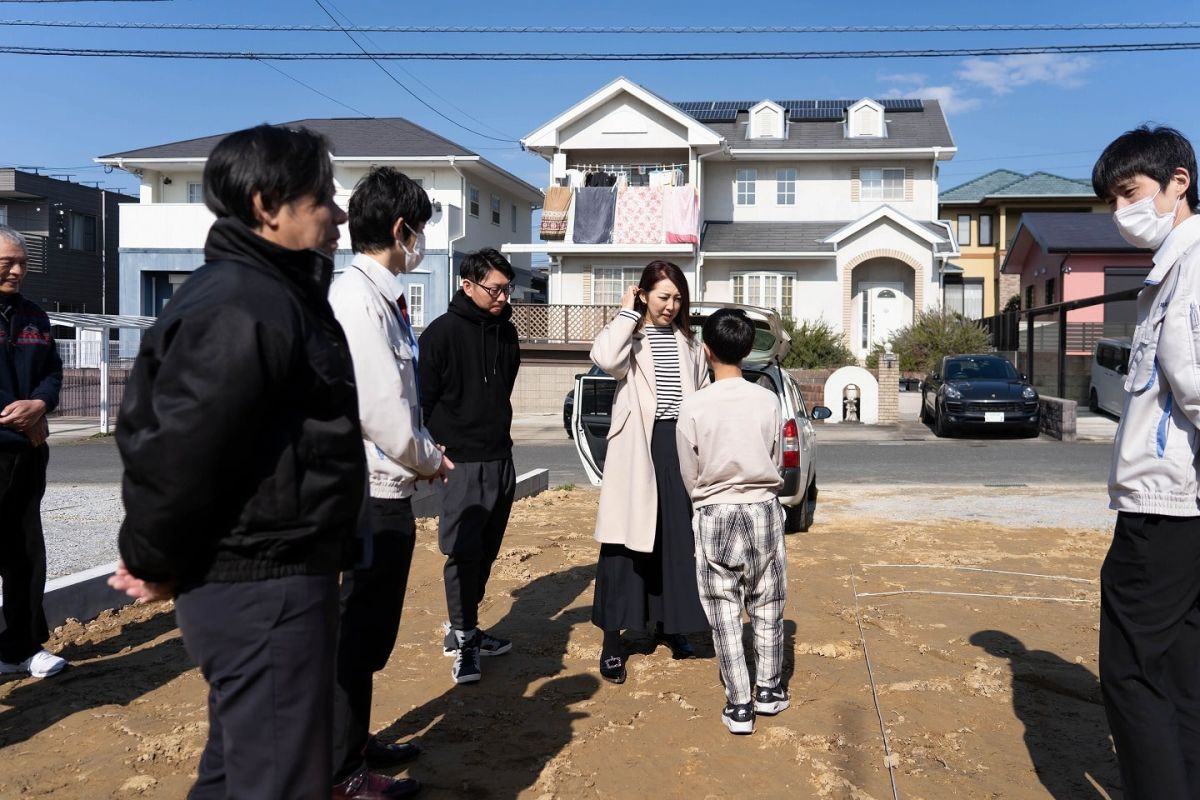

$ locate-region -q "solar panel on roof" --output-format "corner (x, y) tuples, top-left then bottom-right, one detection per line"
(880, 99), (923, 111)
(788, 108), (843, 121)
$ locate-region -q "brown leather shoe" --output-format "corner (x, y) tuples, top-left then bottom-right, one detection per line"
(332, 766), (421, 799)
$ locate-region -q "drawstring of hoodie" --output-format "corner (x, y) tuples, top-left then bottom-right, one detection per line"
(479, 323), (501, 384)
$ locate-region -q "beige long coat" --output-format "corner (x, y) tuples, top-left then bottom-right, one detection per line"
(590, 313), (709, 553)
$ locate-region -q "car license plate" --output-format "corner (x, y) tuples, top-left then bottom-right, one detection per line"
(984, 411), (1005, 423)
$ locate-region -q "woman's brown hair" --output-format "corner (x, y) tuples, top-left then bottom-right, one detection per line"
(633, 260), (693, 340)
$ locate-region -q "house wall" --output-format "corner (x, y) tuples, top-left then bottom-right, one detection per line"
(558, 97), (691, 151)
(700, 258), (840, 327)
(703, 160), (934, 223)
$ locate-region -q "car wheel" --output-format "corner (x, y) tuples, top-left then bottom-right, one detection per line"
(1089, 388), (1099, 414)
(919, 392), (930, 423)
(933, 404), (951, 438)
(784, 479), (815, 533)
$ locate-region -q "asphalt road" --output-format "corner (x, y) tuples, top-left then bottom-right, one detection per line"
(48, 434), (1114, 490)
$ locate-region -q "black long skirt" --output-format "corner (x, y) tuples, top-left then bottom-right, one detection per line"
(591, 419), (709, 635)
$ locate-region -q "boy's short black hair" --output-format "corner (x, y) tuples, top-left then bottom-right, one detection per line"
(348, 167), (433, 254)
(204, 124), (335, 227)
(460, 248), (515, 283)
(702, 308), (756, 365)
(1093, 125), (1199, 211)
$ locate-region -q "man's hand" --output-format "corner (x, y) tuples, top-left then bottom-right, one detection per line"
(0, 399), (45, 431)
(424, 445), (455, 484)
(25, 417), (48, 447)
(107, 560), (175, 604)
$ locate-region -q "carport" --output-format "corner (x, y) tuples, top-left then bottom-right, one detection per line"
(46, 312), (156, 434)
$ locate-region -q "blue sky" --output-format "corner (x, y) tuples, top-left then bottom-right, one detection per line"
(3, 0), (1198, 197)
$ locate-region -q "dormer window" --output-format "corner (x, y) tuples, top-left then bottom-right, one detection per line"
(749, 100), (785, 139)
(846, 98), (886, 138)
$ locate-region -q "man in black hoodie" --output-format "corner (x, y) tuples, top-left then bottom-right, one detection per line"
(418, 248), (520, 685)
(108, 125), (375, 799)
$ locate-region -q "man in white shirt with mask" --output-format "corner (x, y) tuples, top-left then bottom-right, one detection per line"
(328, 167), (452, 799)
(1094, 125), (1200, 800)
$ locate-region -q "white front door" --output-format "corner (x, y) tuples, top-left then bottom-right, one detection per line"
(861, 282), (906, 352)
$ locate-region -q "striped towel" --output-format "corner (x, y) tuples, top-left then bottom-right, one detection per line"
(664, 185), (699, 244)
(540, 186), (572, 240)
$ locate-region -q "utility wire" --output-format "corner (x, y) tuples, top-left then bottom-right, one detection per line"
(310, 0), (513, 143)
(314, 0), (516, 142)
(2, 19), (1198, 33)
(2, 41), (1198, 60)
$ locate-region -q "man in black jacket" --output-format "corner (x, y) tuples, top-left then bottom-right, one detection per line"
(418, 248), (520, 685)
(0, 225), (64, 680)
(108, 125), (375, 800)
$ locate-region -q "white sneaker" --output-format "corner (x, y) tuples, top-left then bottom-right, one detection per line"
(0, 649), (67, 678)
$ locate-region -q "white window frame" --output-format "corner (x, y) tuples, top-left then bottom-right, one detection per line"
(736, 169), (757, 206)
(776, 168), (796, 206)
(186, 182), (204, 204)
(592, 267), (642, 305)
(406, 283), (425, 328)
(468, 185), (480, 217)
(731, 271), (795, 317)
(860, 167), (905, 201)
(490, 193), (501, 226)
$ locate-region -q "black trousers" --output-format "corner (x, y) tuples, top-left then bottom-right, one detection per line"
(1101, 511), (1200, 800)
(0, 444), (49, 664)
(332, 497), (417, 782)
(439, 458), (516, 631)
(176, 574), (339, 800)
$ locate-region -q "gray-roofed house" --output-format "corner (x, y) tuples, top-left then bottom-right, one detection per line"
(95, 117), (543, 353)
(507, 77), (959, 359)
(1001, 212), (1152, 350)
(939, 169), (1106, 317)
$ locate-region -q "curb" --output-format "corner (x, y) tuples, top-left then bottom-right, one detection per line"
(16, 468), (552, 633)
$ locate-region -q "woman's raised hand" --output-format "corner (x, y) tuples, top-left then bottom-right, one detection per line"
(620, 284), (640, 311)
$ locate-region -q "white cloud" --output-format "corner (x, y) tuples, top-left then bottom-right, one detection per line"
(956, 54), (1093, 95)
(877, 72), (928, 86)
(881, 84), (982, 115)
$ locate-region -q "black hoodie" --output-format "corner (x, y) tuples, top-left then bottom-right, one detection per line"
(117, 217), (366, 589)
(418, 289), (520, 462)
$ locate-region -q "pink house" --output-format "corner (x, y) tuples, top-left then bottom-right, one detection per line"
(1001, 212), (1154, 351)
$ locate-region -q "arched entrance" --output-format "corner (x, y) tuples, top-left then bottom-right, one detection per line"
(842, 250), (923, 358)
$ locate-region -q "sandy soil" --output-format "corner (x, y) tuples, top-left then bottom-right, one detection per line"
(0, 486), (1120, 799)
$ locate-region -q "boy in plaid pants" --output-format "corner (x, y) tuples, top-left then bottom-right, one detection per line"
(675, 308), (788, 735)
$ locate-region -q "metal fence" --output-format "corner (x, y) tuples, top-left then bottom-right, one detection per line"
(980, 313), (1136, 355)
(510, 304), (620, 343)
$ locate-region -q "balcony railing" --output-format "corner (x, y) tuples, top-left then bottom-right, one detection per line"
(511, 303), (619, 343)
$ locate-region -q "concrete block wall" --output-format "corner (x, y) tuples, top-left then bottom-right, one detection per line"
(512, 363), (587, 415)
(1038, 396), (1077, 441)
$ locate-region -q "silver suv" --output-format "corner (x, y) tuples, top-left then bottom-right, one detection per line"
(570, 303), (832, 533)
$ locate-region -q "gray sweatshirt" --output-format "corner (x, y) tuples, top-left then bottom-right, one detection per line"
(675, 377), (783, 508)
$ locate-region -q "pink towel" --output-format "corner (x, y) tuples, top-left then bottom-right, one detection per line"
(612, 187), (664, 245)
(664, 186), (698, 244)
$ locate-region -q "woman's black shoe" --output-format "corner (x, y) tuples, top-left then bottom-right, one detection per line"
(599, 652), (627, 684)
(656, 632), (695, 660)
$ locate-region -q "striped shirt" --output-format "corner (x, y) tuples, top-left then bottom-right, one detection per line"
(646, 325), (684, 420)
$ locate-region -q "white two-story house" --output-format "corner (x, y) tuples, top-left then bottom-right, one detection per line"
(506, 78), (958, 358)
(96, 117), (542, 351)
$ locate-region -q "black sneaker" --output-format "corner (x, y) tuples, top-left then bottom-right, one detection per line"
(450, 630), (481, 685)
(442, 622), (512, 657)
(754, 685), (790, 716)
(722, 701), (755, 735)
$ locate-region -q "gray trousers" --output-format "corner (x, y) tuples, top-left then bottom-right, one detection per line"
(439, 458), (516, 631)
(694, 499), (787, 706)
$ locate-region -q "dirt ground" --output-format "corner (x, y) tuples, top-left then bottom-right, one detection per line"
(0, 486), (1120, 799)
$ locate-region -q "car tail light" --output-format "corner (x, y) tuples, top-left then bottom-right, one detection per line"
(782, 418), (800, 468)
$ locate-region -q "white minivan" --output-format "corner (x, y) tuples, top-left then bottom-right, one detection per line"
(1088, 337), (1131, 417)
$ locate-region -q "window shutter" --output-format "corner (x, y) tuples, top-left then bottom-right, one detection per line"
(850, 168), (860, 202)
(583, 268), (594, 304)
(904, 167), (914, 202)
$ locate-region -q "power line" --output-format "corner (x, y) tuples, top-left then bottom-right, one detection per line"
(2, 19), (1199, 33)
(2, 41), (1198, 60)
(314, 0), (516, 142)
(310, 0), (514, 143)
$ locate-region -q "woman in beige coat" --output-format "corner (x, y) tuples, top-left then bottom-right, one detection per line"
(590, 260), (710, 684)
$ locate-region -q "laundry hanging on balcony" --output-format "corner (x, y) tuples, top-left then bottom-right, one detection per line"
(612, 186), (664, 245)
(540, 186), (572, 241)
(664, 185), (699, 244)
(573, 186), (617, 244)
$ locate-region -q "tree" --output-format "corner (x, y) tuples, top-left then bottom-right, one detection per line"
(865, 308), (992, 373)
(780, 317), (857, 369)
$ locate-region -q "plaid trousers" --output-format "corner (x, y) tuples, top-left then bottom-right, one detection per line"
(694, 499), (787, 706)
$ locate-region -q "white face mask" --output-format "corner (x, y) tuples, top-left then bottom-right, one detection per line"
(1113, 189), (1181, 250)
(400, 223), (425, 271)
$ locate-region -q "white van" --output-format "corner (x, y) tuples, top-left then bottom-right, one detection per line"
(1089, 337), (1131, 417)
